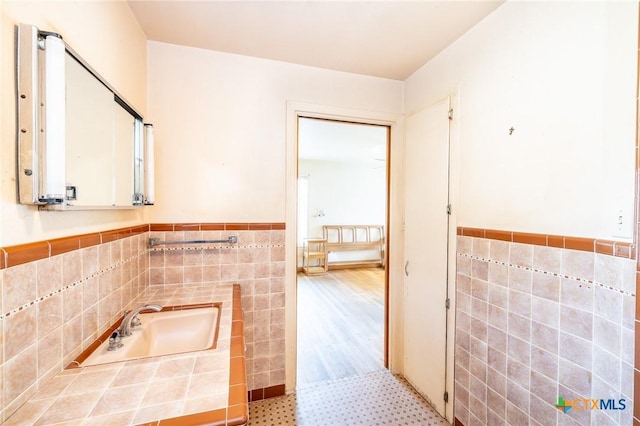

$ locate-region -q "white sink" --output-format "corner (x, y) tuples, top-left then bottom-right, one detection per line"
(80, 305), (221, 367)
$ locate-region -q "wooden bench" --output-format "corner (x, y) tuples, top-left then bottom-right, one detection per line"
(322, 225), (385, 268)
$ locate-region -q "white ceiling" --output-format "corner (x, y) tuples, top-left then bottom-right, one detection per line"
(127, 0), (504, 81)
(298, 118), (388, 165)
(127, 1), (503, 164)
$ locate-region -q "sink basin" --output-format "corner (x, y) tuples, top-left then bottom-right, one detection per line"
(79, 305), (221, 367)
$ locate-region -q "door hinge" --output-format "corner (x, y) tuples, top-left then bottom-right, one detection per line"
(445, 298), (450, 309)
(446, 204), (452, 215)
(448, 108), (453, 120)
(444, 391), (449, 403)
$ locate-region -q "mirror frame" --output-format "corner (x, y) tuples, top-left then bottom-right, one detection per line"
(16, 23), (151, 210)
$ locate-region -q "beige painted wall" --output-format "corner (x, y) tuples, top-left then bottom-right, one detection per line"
(145, 41), (403, 223)
(0, 1), (148, 246)
(405, 1), (638, 241)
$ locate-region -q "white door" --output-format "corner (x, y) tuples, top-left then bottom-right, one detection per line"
(403, 97), (451, 416)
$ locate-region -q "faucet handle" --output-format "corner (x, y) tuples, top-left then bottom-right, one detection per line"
(107, 331), (123, 351)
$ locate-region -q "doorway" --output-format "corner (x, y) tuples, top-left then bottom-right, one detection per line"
(296, 117), (389, 386)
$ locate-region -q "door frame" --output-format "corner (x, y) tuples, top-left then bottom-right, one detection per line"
(285, 101), (404, 391)
(445, 94), (459, 423)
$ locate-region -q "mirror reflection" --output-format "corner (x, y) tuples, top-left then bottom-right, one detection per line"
(64, 51), (143, 208)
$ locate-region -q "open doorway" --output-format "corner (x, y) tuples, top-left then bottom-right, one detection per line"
(296, 117), (389, 386)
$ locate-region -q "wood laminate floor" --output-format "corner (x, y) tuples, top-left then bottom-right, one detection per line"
(296, 267), (385, 386)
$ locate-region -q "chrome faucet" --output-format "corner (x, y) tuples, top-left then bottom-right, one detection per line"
(118, 304), (163, 337)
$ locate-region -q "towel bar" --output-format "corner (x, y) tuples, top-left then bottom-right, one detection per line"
(148, 236), (237, 247)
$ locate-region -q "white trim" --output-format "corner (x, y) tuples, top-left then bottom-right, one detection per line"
(285, 101), (404, 392)
(444, 91), (459, 423)
(296, 176), (309, 245)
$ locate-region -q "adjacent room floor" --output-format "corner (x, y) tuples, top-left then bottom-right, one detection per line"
(246, 267), (448, 425)
(296, 267), (386, 386)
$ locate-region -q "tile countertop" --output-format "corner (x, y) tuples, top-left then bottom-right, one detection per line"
(4, 284), (248, 426)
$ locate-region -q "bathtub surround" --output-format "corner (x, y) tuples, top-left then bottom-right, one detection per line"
(454, 227), (635, 426)
(0, 222), (284, 423)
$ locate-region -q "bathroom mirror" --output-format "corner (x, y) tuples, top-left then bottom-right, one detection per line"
(16, 23), (151, 210)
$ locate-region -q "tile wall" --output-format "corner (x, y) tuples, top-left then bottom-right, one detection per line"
(454, 229), (635, 426)
(0, 228), (150, 422)
(0, 222), (286, 423)
(147, 223), (286, 392)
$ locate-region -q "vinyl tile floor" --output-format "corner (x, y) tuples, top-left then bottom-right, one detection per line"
(247, 370), (450, 426)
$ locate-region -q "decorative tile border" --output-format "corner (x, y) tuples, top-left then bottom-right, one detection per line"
(0, 223), (286, 269)
(0, 225), (150, 268)
(458, 227), (636, 259)
(150, 223), (286, 232)
(149, 243), (286, 253)
(458, 251), (636, 297)
(0, 250), (145, 320)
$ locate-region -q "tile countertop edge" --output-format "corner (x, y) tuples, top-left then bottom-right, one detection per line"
(157, 284), (248, 426)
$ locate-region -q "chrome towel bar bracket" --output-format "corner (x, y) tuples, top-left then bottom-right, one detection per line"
(148, 235), (238, 248)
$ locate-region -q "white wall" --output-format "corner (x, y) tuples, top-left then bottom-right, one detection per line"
(145, 41), (403, 223)
(0, 1), (148, 246)
(405, 1), (638, 241)
(299, 159), (386, 239)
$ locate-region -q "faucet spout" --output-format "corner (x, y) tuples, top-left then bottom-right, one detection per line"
(118, 304), (162, 337)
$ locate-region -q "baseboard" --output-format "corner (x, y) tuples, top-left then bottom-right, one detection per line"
(248, 384), (286, 402)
